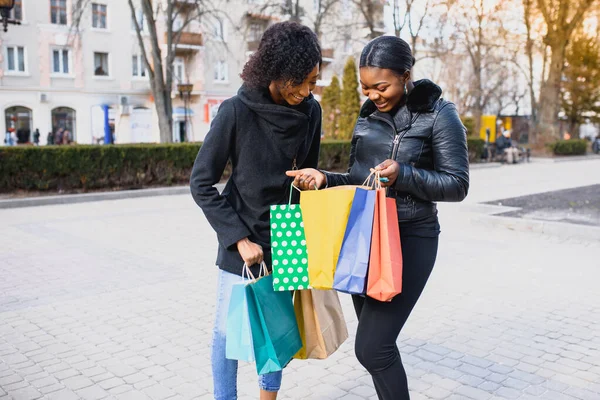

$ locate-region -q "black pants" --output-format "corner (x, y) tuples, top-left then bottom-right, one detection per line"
(353, 234), (439, 400)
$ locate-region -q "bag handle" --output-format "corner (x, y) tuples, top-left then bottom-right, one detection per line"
(288, 181), (318, 205)
(363, 169), (383, 190)
(241, 261), (269, 282)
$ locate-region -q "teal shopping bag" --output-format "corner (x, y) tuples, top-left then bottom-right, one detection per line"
(225, 265), (255, 362)
(245, 274), (302, 375)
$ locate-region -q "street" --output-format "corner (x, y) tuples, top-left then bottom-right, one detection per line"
(1, 158), (600, 400)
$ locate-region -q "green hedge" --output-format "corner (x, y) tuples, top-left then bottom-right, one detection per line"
(467, 138), (485, 162)
(0, 144), (202, 192)
(547, 139), (588, 156)
(0, 139), (484, 192)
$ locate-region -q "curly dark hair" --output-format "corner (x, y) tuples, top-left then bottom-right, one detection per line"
(241, 21), (322, 88)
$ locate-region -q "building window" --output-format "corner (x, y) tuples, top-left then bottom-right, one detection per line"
(174, 57), (185, 82)
(213, 18), (226, 42)
(131, 10), (145, 32)
(92, 3), (107, 29)
(214, 61), (228, 82)
(173, 15), (184, 31)
(94, 52), (109, 76)
(132, 55), (146, 78)
(50, 0), (67, 25)
(51, 107), (77, 144)
(11, 0), (23, 21)
(52, 48), (71, 74)
(5, 46), (26, 73)
(248, 22), (264, 42)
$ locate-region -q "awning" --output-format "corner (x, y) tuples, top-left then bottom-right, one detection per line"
(172, 107), (195, 117)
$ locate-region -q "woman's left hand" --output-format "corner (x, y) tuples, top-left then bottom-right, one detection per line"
(374, 160), (400, 187)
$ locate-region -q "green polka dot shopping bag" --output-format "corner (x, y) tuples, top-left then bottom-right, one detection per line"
(270, 186), (310, 291)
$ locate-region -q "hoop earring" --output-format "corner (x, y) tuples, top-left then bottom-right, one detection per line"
(404, 83), (408, 95)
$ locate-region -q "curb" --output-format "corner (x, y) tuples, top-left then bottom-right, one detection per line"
(470, 163), (502, 170)
(0, 186), (192, 209)
(471, 213), (600, 242)
(530, 155), (600, 163)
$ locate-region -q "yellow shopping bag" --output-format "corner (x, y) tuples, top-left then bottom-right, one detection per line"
(300, 187), (356, 289)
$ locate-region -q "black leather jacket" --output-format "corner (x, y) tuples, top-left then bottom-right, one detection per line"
(324, 79), (469, 223)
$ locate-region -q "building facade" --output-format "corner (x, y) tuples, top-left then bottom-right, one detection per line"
(0, 0), (383, 144)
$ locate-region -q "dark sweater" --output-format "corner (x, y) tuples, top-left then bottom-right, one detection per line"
(190, 85), (322, 277)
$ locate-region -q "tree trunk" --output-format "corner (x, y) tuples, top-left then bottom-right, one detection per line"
(523, 0), (537, 143)
(154, 82), (172, 143)
(537, 38), (567, 142)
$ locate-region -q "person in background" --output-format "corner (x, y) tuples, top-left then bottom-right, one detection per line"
(496, 129), (518, 164)
(3, 131), (11, 146)
(55, 129), (64, 146)
(63, 130), (72, 145)
(47, 131), (55, 145)
(33, 129), (40, 146)
(189, 21), (322, 400)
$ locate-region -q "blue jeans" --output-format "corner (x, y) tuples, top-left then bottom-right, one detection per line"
(212, 269), (282, 399)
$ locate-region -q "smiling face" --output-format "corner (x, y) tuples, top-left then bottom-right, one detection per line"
(270, 65), (320, 106)
(359, 67), (410, 113)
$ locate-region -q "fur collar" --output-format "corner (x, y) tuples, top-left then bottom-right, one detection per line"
(359, 79), (443, 118)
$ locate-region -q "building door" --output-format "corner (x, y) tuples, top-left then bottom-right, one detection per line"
(5, 106), (32, 144)
(179, 121), (187, 143)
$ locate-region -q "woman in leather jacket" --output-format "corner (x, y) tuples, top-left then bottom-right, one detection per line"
(287, 36), (469, 399)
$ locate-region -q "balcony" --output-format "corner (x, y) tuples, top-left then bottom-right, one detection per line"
(173, 0), (196, 10)
(166, 31), (204, 53)
(247, 40), (260, 52)
(322, 48), (334, 65)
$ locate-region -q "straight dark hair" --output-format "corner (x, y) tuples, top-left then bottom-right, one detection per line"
(360, 36), (415, 77)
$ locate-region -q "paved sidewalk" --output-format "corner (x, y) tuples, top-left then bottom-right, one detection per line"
(1, 159), (599, 400)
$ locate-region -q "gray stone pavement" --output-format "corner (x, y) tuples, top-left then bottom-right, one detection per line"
(1, 158), (599, 400)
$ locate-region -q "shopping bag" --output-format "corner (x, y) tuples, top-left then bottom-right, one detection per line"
(366, 188), (403, 302)
(300, 187), (356, 289)
(293, 289), (349, 359)
(333, 187), (376, 295)
(270, 188), (310, 291)
(246, 274), (302, 375)
(225, 264), (256, 362)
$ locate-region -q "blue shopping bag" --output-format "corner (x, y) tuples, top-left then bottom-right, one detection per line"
(246, 274), (302, 375)
(333, 187), (376, 295)
(225, 265), (256, 362)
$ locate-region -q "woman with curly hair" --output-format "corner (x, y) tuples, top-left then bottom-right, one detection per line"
(190, 21), (322, 400)
(288, 36), (469, 399)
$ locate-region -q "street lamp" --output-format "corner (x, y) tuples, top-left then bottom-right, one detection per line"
(177, 83), (193, 142)
(0, 0), (20, 32)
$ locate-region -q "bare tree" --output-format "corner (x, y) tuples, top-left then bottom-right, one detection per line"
(449, 0), (512, 137)
(391, 0), (439, 59)
(73, 0), (215, 143)
(281, 0), (304, 22)
(535, 0), (597, 142)
(353, 0), (385, 38)
(311, 0), (341, 39)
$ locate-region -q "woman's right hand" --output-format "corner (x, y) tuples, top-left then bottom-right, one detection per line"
(286, 168), (326, 190)
(237, 238), (264, 266)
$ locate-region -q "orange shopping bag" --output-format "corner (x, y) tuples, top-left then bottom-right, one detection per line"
(366, 188), (403, 302)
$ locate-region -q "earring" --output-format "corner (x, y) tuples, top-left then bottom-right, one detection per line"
(404, 83), (408, 95)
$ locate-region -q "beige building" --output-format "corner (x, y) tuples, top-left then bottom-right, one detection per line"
(0, 0), (205, 145)
(0, 0), (383, 144)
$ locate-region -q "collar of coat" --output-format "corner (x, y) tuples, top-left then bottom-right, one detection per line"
(359, 79), (443, 118)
